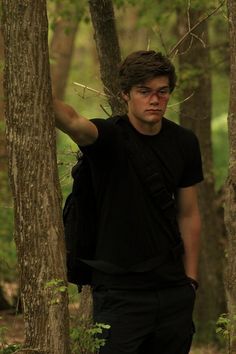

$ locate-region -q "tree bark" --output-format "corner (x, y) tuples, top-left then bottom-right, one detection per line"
(2, 1), (70, 353)
(225, 0), (236, 351)
(177, 9), (226, 343)
(50, 2), (80, 100)
(88, 0), (126, 116)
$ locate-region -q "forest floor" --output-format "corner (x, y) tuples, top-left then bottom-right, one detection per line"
(0, 308), (223, 354)
(0, 309), (24, 345)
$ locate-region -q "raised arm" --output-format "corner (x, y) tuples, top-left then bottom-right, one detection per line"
(177, 185), (201, 282)
(53, 97), (98, 146)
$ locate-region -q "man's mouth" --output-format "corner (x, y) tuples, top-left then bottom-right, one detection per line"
(146, 109), (162, 113)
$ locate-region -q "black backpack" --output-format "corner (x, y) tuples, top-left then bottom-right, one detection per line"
(63, 153), (96, 286)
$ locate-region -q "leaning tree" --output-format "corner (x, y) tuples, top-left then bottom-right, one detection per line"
(224, 0), (236, 352)
(2, 1), (70, 352)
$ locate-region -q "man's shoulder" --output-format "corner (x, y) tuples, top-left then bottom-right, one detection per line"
(163, 117), (198, 141)
(87, 115), (121, 134)
(91, 114), (126, 123)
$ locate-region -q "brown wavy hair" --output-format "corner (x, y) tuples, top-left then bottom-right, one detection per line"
(119, 50), (177, 94)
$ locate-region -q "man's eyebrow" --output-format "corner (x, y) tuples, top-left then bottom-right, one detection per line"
(135, 85), (170, 89)
(135, 85), (152, 89)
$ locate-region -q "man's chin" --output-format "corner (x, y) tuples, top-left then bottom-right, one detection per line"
(144, 111), (163, 121)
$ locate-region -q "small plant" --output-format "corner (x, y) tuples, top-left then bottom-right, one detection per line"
(0, 319), (7, 348)
(0, 344), (22, 354)
(45, 278), (67, 305)
(70, 320), (111, 354)
(0, 317), (21, 354)
(216, 313), (236, 354)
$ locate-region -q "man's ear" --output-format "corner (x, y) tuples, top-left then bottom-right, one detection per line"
(121, 91), (130, 102)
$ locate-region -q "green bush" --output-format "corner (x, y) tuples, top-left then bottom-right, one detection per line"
(70, 320), (111, 354)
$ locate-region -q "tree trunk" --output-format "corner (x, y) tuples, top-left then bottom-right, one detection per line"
(2, 1), (70, 353)
(50, 2), (80, 100)
(225, 0), (236, 351)
(88, 0), (126, 116)
(117, 6), (148, 54)
(77, 285), (93, 320)
(177, 9), (226, 343)
(77, 0), (126, 323)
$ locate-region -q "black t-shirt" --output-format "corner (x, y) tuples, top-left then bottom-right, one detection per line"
(80, 115), (203, 288)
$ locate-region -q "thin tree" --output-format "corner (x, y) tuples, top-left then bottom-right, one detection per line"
(75, 0), (126, 321)
(2, 1), (70, 352)
(88, 0), (126, 116)
(50, 0), (83, 100)
(225, 0), (236, 350)
(176, 5), (226, 343)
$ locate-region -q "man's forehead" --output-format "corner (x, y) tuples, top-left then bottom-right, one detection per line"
(136, 76), (169, 88)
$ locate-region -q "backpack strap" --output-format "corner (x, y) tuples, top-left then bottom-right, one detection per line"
(117, 117), (184, 259)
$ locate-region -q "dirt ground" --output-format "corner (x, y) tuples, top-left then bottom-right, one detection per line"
(0, 309), (24, 345)
(0, 303), (80, 347)
(0, 309), (222, 353)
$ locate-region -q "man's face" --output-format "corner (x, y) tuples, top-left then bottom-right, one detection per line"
(123, 76), (170, 135)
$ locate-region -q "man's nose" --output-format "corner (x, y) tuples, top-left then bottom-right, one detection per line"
(150, 92), (160, 104)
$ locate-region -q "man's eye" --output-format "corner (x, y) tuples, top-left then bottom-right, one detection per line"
(138, 90), (150, 95)
(159, 89), (169, 95)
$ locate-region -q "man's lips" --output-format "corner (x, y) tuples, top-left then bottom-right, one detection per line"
(146, 109), (162, 113)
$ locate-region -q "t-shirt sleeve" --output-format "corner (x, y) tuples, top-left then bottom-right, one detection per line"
(179, 131), (204, 188)
(79, 118), (118, 156)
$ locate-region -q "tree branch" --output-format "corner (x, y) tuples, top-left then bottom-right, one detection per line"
(73, 82), (107, 98)
(168, 0), (225, 58)
(167, 92), (195, 108)
(152, 25), (168, 55)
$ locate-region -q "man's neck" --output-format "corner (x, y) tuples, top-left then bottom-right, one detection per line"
(127, 114), (163, 136)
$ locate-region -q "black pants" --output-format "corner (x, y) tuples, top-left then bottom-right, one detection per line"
(92, 284), (196, 354)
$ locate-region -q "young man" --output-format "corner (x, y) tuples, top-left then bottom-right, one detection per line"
(54, 50), (203, 354)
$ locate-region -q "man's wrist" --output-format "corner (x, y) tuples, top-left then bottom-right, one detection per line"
(188, 277), (199, 290)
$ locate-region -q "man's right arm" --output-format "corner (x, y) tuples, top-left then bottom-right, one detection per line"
(53, 98), (98, 146)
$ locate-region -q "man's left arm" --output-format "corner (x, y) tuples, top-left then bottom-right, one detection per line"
(177, 185), (201, 283)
